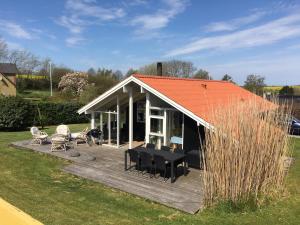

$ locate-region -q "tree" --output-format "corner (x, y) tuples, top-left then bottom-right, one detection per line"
(87, 68), (96, 76)
(279, 86), (294, 95)
(221, 74), (234, 83)
(193, 69), (212, 80)
(51, 66), (73, 89)
(96, 68), (114, 77)
(125, 68), (138, 77)
(58, 72), (88, 97)
(0, 38), (8, 61)
(113, 70), (123, 80)
(139, 60), (196, 77)
(7, 49), (40, 74)
(244, 74), (265, 95)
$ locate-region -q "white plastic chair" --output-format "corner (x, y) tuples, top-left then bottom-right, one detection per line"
(54, 124), (71, 140)
(30, 126), (48, 145)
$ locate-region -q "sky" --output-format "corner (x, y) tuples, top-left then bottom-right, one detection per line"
(0, 0), (300, 85)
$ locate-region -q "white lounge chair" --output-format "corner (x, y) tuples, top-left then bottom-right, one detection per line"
(72, 127), (90, 146)
(30, 127), (48, 145)
(51, 136), (67, 152)
(54, 124), (71, 140)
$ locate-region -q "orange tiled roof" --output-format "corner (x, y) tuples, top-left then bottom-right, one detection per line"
(133, 74), (271, 124)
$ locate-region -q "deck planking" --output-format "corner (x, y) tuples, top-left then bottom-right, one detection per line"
(11, 140), (204, 214)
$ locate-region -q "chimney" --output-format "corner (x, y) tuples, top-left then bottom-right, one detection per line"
(157, 62), (162, 76)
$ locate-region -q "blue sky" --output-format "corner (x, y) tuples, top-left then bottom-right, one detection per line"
(0, 0), (300, 85)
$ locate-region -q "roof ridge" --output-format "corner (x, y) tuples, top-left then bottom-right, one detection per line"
(133, 73), (230, 83)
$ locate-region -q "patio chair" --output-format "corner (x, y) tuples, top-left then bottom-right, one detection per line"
(161, 145), (171, 152)
(73, 127), (90, 146)
(140, 151), (154, 177)
(54, 124), (71, 140)
(173, 148), (186, 175)
(128, 149), (140, 172)
(51, 136), (67, 152)
(153, 155), (170, 181)
(145, 143), (155, 150)
(30, 126), (48, 145)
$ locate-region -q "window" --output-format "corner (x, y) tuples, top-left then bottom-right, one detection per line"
(136, 101), (145, 123)
(150, 117), (163, 134)
(150, 109), (164, 116)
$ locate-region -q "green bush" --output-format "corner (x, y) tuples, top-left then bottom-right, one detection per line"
(33, 102), (88, 126)
(0, 96), (34, 131)
(0, 96), (88, 131)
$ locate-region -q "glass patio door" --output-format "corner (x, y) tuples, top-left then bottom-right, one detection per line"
(149, 108), (166, 149)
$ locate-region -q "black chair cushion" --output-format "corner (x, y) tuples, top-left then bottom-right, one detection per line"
(146, 143), (155, 149)
(161, 146), (171, 152)
(128, 149), (139, 163)
(140, 151), (153, 168)
(186, 150), (202, 169)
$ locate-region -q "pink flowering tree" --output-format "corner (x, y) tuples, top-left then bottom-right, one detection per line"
(58, 72), (88, 97)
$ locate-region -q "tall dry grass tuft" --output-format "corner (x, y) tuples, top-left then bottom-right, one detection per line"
(202, 99), (292, 206)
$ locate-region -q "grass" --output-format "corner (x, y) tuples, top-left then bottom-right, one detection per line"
(0, 124), (299, 225)
(17, 90), (54, 99)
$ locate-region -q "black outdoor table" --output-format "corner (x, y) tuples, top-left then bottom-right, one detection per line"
(125, 147), (187, 183)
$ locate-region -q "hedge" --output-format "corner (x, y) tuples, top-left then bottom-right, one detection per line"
(0, 96), (34, 131)
(34, 102), (88, 126)
(0, 96), (88, 131)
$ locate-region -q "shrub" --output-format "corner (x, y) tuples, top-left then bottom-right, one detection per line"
(0, 96), (34, 131)
(79, 84), (99, 104)
(202, 99), (291, 207)
(33, 102), (88, 126)
(0, 96), (88, 130)
(279, 86), (294, 95)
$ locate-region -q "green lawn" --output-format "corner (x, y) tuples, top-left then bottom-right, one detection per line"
(0, 124), (299, 225)
(17, 90), (53, 99)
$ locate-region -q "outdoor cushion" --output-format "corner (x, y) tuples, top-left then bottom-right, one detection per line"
(186, 150), (201, 169)
(39, 134), (48, 139)
(71, 132), (80, 139)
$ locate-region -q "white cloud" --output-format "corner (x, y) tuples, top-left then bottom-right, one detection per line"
(131, 0), (188, 33)
(166, 13), (300, 57)
(66, 36), (86, 47)
(6, 41), (24, 50)
(123, 0), (148, 7)
(65, 0), (125, 20)
(204, 11), (266, 32)
(0, 20), (33, 39)
(57, 0), (125, 34)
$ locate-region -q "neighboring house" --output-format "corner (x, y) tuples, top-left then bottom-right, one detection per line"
(78, 73), (268, 152)
(0, 63), (18, 96)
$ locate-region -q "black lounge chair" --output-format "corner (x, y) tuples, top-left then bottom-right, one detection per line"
(173, 148), (186, 175)
(153, 155), (170, 181)
(140, 151), (154, 177)
(174, 148), (185, 154)
(128, 149), (140, 172)
(161, 145), (171, 152)
(145, 143), (155, 150)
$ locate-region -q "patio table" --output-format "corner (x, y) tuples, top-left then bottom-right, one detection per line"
(125, 147), (187, 183)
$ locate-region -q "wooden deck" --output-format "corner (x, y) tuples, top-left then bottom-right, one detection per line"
(11, 140), (204, 214)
